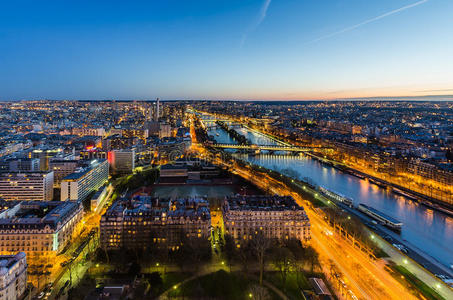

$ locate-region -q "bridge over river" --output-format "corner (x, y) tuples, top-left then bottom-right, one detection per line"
(211, 143), (315, 152)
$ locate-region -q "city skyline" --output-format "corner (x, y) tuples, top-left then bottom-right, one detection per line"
(1, 1), (452, 298)
(1, 0), (453, 100)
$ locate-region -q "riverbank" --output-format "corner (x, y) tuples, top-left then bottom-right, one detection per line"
(307, 151), (453, 217)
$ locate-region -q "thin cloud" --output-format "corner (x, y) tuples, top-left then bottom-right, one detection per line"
(415, 88), (453, 93)
(241, 0), (272, 47)
(306, 0), (429, 45)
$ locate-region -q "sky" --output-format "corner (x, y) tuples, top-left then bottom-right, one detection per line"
(0, 0), (452, 101)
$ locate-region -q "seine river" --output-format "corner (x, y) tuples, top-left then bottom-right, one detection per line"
(206, 120), (453, 268)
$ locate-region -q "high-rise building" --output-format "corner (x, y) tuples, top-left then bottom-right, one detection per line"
(30, 148), (64, 171)
(1, 158), (40, 172)
(0, 252), (27, 300)
(155, 98), (160, 122)
(159, 122), (172, 139)
(108, 149), (135, 175)
(48, 159), (79, 187)
(0, 171), (54, 201)
(61, 159), (108, 201)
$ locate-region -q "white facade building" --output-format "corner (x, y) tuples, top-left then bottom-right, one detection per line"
(61, 159), (108, 201)
(0, 172), (54, 201)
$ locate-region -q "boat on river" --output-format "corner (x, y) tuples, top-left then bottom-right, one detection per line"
(318, 186), (353, 207)
(358, 204), (403, 231)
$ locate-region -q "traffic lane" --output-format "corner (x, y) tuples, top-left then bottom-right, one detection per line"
(311, 215), (416, 300)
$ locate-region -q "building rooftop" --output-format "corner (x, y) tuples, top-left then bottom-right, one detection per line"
(62, 159), (106, 180)
(104, 196), (211, 221)
(0, 201), (82, 230)
(224, 195), (306, 212)
(0, 252), (26, 276)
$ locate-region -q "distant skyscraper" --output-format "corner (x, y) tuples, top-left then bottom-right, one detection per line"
(155, 97), (160, 121)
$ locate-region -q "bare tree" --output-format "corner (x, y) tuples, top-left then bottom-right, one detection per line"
(271, 247), (295, 291)
(249, 284), (271, 300)
(251, 233), (272, 286)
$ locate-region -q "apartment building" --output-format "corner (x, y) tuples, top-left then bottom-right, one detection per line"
(223, 195), (311, 244)
(61, 159), (108, 202)
(0, 171), (54, 201)
(0, 201), (83, 256)
(100, 196), (211, 250)
(0, 252), (27, 300)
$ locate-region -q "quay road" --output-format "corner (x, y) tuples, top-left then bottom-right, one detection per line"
(299, 182), (453, 298)
(337, 200), (453, 279)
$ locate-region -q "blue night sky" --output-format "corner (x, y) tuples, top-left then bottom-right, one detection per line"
(1, 0), (452, 100)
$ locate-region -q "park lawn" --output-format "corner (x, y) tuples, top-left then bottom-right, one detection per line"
(264, 271), (311, 300)
(166, 270), (280, 299)
(161, 272), (193, 291)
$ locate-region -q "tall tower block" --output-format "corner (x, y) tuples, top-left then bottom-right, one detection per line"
(155, 97), (160, 121)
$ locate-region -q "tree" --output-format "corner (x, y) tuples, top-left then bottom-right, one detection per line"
(251, 233), (272, 286)
(146, 272), (163, 297)
(128, 261), (141, 277)
(237, 241), (253, 274)
(223, 234), (236, 272)
(303, 246), (319, 274)
(271, 247), (295, 290)
(249, 284), (271, 300)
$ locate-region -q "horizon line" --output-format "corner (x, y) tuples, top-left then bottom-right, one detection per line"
(1, 94), (453, 102)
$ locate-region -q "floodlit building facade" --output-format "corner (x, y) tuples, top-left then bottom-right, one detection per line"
(61, 159), (108, 201)
(223, 195), (311, 244)
(0, 201), (83, 257)
(100, 196), (211, 250)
